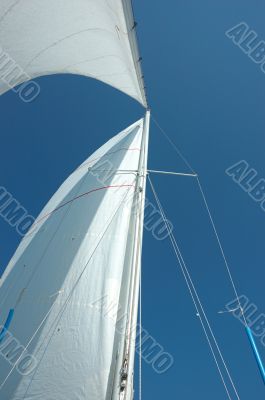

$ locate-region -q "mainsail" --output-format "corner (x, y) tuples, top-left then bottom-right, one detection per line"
(0, 113), (150, 399)
(0, 0), (147, 106)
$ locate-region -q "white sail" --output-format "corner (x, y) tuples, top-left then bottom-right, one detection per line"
(0, 114), (149, 399)
(0, 1), (147, 106)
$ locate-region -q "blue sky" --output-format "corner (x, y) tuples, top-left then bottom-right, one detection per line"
(0, 0), (265, 398)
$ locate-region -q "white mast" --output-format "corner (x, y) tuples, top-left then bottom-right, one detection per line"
(112, 111), (150, 400)
(125, 110), (150, 400)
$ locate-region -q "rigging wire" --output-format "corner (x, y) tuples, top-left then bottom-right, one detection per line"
(195, 177), (247, 325)
(147, 169), (197, 177)
(151, 115), (196, 175)
(148, 175), (241, 400)
(152, 115), (246, 324)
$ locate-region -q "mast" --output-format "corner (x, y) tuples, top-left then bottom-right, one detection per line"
(121, 110), (150, 400)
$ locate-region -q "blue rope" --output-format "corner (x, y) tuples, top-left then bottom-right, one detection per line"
(0, 309), (14, 343)
(246, 326), (265, 385)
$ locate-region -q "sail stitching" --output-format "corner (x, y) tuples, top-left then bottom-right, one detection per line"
(78, 147), (140, 170)
(25, 28), (118, 69)
(0, 0), (20, 24)
(61, 54), (128, 71)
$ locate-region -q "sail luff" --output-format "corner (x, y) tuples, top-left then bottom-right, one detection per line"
(110, 112), (149, 400)
(124, 110), (150, 400)
(121, 0), (147, 108)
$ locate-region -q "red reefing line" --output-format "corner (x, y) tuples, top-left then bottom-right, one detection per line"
(29, 184), (135, 230)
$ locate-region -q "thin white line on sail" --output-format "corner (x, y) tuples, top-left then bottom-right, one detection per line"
(0, 173), (89, 314)
(148, 176), (241, 400)
(0, 183), (136, 391)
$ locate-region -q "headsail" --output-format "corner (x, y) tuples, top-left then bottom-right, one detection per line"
(0, 114), (150, 399)
(0, 1), (147, 106)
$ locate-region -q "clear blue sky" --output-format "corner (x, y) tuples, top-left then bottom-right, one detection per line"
(0, 0), (265, 398)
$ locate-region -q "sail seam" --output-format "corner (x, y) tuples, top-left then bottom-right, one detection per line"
(25, 28), (116, 69)
(0, 0), (20, 24)
(78, 147), (141, 170)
